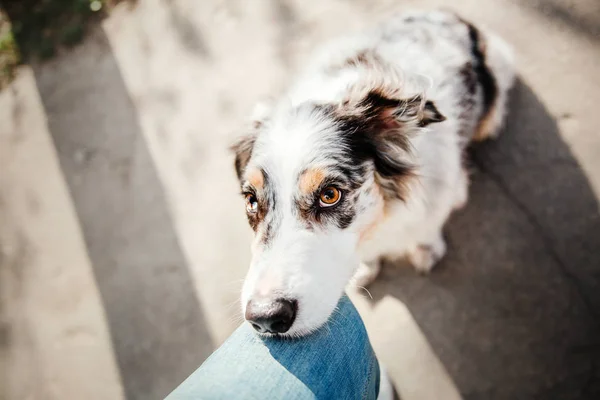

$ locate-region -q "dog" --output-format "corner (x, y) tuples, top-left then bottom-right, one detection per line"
(232, 10), (515, 338)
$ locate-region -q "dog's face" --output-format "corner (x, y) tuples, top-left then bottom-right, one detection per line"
(234, 90), (444, 337)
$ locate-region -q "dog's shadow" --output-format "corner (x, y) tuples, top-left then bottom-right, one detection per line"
(367, 79), (600, 398)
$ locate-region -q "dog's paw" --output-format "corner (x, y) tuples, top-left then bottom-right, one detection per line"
(351, 261), (381, 287)
(407, 238), (446, 274)
(453, 168), (469, 211)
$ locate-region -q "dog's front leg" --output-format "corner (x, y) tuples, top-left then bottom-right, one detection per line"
(406, 232), (447, 274)
(351, 259), (382, 288)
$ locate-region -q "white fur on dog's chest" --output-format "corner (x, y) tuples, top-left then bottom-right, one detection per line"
(358, 202), (424, 263)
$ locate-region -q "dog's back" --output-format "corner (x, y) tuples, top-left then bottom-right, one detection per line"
(290, 10), (515, 146)
(283, 10), (516, 274)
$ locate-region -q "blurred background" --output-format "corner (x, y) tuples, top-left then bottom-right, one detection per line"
(1, 0), (599, 399)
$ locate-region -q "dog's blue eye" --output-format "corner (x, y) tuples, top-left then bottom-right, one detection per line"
(245, 194), (258, 213)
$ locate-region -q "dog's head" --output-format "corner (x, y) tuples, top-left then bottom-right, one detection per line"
(233, 79), (445, 336)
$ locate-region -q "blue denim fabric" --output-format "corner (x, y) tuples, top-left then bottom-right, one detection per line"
(166, 295), (380, 400)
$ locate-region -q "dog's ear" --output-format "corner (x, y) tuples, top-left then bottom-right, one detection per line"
(339, 91), (445, 178)
(231, 133), (257, 181)
(359, 91), (445, 131)
(231, 100), (273, 180)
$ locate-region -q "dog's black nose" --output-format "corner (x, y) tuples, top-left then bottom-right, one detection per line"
(245, 298), (297, 334)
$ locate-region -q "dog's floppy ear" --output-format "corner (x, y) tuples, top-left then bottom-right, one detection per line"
(359, 91), (445, 131)
(339, 91), (445, 178)
(231, 100), (273, 180)
(231, 133), (257, 180)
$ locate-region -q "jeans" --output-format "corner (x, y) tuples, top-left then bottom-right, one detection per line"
(166, 295), (381, 400)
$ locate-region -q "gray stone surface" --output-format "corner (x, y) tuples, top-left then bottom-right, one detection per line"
(2, 0), (600, 399)
(33, 31), (214, 399)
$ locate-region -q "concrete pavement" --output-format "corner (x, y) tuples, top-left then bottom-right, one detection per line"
(2, 0), (599, 399)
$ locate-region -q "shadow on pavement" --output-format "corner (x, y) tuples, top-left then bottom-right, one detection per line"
(514, 0), (600, 41)
(369, 79), (600, 399)
(28, 28), (213, 399)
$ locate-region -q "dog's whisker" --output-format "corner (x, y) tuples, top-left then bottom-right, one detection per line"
(356, 286), (373, 300)
(225, 297), (242, 310)
(226, 314), (245, 327)
(224, 278), (246, 287)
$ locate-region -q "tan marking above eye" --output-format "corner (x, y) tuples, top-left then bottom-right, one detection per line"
(246, 168), (264, 191)
(319, 187), (341, 206)
(299, 168), (326, 195)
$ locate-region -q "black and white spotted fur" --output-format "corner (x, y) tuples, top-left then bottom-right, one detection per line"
(233, 11), (515, 340)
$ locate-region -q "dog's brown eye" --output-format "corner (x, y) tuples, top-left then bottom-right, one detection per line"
(245, 193), (258, 214)
(319, 187), (341, 207)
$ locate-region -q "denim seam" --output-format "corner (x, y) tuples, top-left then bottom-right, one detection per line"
(361, 348), (376, 400)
